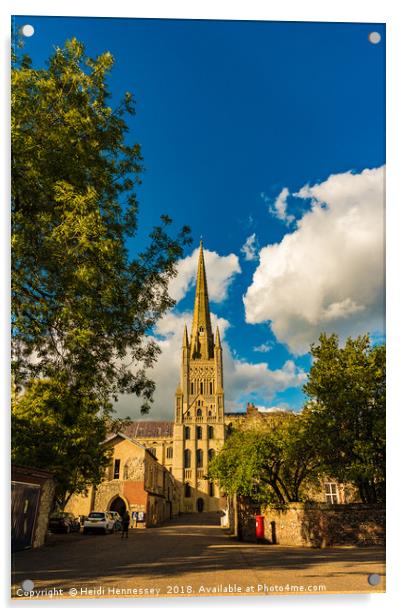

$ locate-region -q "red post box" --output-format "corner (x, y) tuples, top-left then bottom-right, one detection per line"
(255, 514), (264, 540)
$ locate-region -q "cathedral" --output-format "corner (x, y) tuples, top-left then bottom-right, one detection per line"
(65, 241), (348, 525)
(66, 241), (226, 523)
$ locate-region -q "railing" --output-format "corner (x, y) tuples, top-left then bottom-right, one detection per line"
(184, 469), (192, 479)
(196, 469), (204, 479)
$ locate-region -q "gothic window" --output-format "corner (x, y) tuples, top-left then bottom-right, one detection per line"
(208, 448), (215, 461)
(199, 326), (204, 333)
(185, 483), (191, 498)
(208, 426), (214, 439)
(196, 426), (202, 440)
(113, 459), (120, 479)
(184, 426), (191, 440)
(196, 407), (202, 417)
(324, 482), (339, 504)
(166, 446), (173, 459)
(196, 449), (203, 468)
(184, 449), (191, 469)
(200, 382), (204, 394)
(209, 381), (213, 394)
(190, 382), (194, 395)
(209, 482), (215, 497)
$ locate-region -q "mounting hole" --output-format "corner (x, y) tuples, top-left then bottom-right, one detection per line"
(368, 573), (381, 586)
(21, 24), (35, 37)
(368, 31), (381, 45)
(21, 579), (35, 592)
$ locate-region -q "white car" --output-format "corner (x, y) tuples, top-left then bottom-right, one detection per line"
(83, 511), (115, 534)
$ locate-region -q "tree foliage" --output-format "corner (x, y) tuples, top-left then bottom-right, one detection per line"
(303, 333), (385, 504)
(208, 413), (322, 505)
(11, 37), (191, 504)
(11, 37), (191, 412)
(12, 378), (115, 508)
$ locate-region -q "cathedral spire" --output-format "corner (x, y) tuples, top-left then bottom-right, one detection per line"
(190, 240), (214, 359)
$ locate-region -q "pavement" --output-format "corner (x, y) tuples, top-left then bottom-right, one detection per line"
(11, 512), (385, 600)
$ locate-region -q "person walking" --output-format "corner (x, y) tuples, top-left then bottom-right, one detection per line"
(121, 510), (130, 539)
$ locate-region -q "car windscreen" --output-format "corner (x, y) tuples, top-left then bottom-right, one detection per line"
(88, 513), (105, 519)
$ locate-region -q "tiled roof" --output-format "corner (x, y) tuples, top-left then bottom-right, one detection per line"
(117, 421), (174, 439)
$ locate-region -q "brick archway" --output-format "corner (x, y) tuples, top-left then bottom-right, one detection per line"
(108, 495), (128, 517)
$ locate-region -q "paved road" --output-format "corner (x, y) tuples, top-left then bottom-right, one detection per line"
(12, 513), (385, 600)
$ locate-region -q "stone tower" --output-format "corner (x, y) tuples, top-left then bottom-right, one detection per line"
(172, 241), (225, 513)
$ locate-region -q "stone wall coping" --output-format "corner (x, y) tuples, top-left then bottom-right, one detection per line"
(263, 502), (385, 512)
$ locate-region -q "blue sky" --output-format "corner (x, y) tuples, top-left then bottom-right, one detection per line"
(13, 16), (386, 418)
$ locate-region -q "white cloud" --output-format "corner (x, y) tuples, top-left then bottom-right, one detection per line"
(262, 188), (295, 226)
(245, 166), (385, 354)
(115, 311), (305, 420)
(253, 342), (273, 353)
(168, 247), (241, 304)
(241, 233), (259, 261)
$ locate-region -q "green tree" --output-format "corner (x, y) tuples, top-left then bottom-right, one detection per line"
(303, 333), (385, 504)
(11, 37), (191, 412)
(12, 378), (115, 508)
(208, 413), (322, 505)
(11, 37), (191, 505)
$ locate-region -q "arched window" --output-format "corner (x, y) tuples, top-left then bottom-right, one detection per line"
(209, 482), (215, 497)
(208, 448), (215, 462)
(190, 382), (194, 395)
(196, 408), (202, 417)
(200, 382), (204, 394)
(184, 426), (191, 440)
(184, 449), (191, 469)
(166, 446), (173, 459)
(196, 426), (202, 440)
(185, 483), (191, 498)
(208, 425), (214, 439)
(196, 449), (203, 468)
(209, 382), (213, 394)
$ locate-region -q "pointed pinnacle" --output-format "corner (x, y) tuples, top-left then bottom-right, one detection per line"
(182, 324), (189, 347)
(215, 325), (221, 347)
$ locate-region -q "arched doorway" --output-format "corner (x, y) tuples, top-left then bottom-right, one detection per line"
(108, 496), (127, 517)
(196, 498), (204, 513)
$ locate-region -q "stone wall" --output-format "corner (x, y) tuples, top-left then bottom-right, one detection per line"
(262, 503), (385, 547)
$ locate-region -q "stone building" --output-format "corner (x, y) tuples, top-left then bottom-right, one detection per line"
(172, 240), (226, 513)
(66, 433), (178, 526)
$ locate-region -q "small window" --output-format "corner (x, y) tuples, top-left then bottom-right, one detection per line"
(184, 449), (191, 469)
(190, 382), (194, 395)
(209, 482), (215, 497)
(200, 382), (204, 394)
(208, 426), (214, 439)
(196, 408), (202, 417)
(196, 449), (203, 468)
(324, 482), (339, 504)
(185, 483), (191, 498)
(208, 448), (215, 461)
(199, 326), (204, 333)
(166, 446), (173, 459)
(196, 426), (202, 439)
(113, 459), (120, 479)
(185, 426), (191, 439)
(210, 382), (213, 394)
(123, 463), (129, 480)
